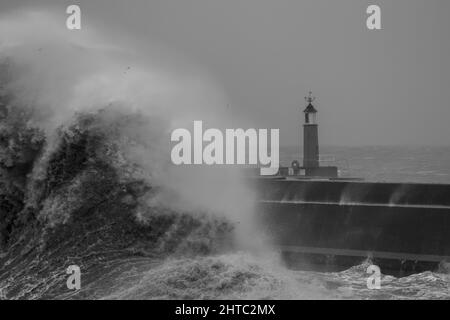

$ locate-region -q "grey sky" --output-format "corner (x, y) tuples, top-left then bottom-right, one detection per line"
(1, 0), (450, 146)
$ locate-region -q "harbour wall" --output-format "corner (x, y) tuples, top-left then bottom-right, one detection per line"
(254, 179), (450, 274)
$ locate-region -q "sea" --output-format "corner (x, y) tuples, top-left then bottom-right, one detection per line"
(1, 3), (448, 302)
(284, 145), (450, 185)
(1, 139), (449, 300)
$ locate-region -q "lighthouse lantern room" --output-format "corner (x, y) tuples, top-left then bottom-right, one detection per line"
(304, 93), (318, 125)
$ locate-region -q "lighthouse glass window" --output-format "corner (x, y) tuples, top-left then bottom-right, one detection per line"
(305, 113), (317, 124)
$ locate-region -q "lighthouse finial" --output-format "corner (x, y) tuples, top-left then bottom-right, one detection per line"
(305, 91), (315, 104)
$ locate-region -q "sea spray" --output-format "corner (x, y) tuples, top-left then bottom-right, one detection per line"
(0, 9), (448, 301)
(0, 9), (290, 300)
(98, 252), (338, 300)
(0, 10), (262, 251)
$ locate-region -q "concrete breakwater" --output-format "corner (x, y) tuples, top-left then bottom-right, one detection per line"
(255, 179), (450, 275)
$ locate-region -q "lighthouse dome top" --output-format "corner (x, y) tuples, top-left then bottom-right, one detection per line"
(303, 91), (318, 113)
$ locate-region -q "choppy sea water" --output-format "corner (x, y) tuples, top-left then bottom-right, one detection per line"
(281, 145), (450, 184)
(1, 103), (449, 300)
(0, 4), (449, 301)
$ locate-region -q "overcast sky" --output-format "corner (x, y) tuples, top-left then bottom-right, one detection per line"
(1, 0), (450, 146)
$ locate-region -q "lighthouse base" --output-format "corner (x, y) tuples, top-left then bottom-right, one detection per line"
(277, 166), (338, 178)
(304, 166), (338, 177)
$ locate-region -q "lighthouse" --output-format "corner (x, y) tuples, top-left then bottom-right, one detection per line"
(303, 92), (319, 168)
(272, 91), (338, 177)
(299, 92), (338, 177)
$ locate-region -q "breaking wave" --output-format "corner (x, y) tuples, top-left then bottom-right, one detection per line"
(0, 10), (333, 300)
(0, 97), (335, 299)
(0, 10), (448, 301)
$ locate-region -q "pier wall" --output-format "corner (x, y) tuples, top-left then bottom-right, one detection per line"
(257, 179), (450, 206)
(255, 179), (450, 273)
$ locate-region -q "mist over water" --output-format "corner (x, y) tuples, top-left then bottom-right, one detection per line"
(0, 9), (255, 240)
(0, 10), (338, 300)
